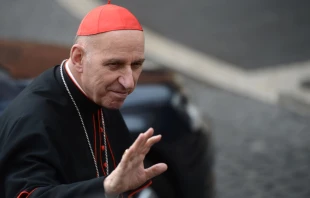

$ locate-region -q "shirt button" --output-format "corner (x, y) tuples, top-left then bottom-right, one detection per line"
(104, 162), (107, 168)
(100, 127), (104, 132)
(101, 145), (105, 151)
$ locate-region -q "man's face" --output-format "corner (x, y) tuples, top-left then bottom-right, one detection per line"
(79, 30), (145, 109)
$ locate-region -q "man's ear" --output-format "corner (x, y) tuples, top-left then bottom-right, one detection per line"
(70, 44), (86, 73)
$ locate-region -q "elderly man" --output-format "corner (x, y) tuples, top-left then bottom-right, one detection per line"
(0, 3), (167, 198)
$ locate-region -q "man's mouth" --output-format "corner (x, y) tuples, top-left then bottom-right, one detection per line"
(111, 91), (128, 98)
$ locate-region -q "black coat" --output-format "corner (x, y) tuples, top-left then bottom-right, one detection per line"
(0, 64), (151, 198)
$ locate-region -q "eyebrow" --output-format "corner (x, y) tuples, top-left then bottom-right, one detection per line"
(104, 58), (145, 64)
(104, 59), (125, 64)
(132, 58), (145, 64)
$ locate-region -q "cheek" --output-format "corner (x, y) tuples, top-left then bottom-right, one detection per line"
(92, 77), (107, 91)
(92, 73), (115, 92)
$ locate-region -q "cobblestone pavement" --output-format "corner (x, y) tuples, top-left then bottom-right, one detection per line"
(181, 76), (310, 198)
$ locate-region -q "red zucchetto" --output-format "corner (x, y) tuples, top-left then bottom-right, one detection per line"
(77, 3), (143, 36)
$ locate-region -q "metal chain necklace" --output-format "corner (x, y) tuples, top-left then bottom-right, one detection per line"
(60, 61), (109, 177)
(100, 110), (109, 175)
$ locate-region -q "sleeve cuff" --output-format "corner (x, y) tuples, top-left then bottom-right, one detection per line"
(124, 180), (152, 197)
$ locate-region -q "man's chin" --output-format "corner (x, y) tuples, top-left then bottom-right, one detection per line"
(102, 101), (124, 110)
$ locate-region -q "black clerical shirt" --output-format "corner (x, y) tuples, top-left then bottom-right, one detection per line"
(0, 65), (151, 198)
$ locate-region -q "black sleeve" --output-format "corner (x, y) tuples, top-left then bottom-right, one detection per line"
(0, 115), (106, 198)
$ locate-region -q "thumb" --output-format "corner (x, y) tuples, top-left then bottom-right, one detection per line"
(145, 163), (168, 180)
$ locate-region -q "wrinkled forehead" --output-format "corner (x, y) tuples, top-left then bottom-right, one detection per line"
(89, 30), (144, 52)
(76, 31), (144, 63)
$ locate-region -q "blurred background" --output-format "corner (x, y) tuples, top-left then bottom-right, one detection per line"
(1, 0), (310, 197)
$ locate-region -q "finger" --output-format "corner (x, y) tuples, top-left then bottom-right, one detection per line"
(141, 135), (162, 154)
(122, 149), (129, 158)
(130, 128), (154, 152)
(121, 147), (136, 163)
(130, 133), (147, 152)
(144, 127), (154, 138)
(122, 132), (148, 162)
(144, 163), (168, 180)
(122, 128), (156, 162)
(146, 135), (162, 148)
(139, 128), (154, 146)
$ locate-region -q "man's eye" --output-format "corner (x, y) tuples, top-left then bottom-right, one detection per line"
(106, 62), (121, 68)
(107, 62), (118, 66)
(132, 63), (143, 69)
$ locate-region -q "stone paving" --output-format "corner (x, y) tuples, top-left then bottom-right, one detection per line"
(181, 76), (310, 198)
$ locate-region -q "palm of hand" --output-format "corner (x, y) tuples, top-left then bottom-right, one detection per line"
(104, 128), (168, 194)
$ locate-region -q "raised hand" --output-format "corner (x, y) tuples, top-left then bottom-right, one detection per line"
(103, 128), (168, 195)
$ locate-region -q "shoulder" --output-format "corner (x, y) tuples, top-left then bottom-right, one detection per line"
(1, 91), (65, 128)
(1, 67), (70, 125)
(0, 70), (69, 144)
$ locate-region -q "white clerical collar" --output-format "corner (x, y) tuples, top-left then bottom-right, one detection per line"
(65, 61), (86, 95)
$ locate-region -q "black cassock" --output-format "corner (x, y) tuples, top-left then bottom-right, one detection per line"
(0, 64), (151, 198)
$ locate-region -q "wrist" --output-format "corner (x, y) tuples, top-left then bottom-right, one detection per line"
(103, 176), (122, 196)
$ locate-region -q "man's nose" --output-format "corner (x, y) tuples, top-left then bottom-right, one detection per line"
(118, 69), (135, 90)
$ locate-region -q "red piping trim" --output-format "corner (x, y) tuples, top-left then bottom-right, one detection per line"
(100, 110), (117, 168)
(92, 114), (97, 168)
(98, 110), (107, 176)
(17, 191), (28, 198)
(128, 181), (153, 197)
(105, 132), (117, 169)
(17, 188), (38, 198)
